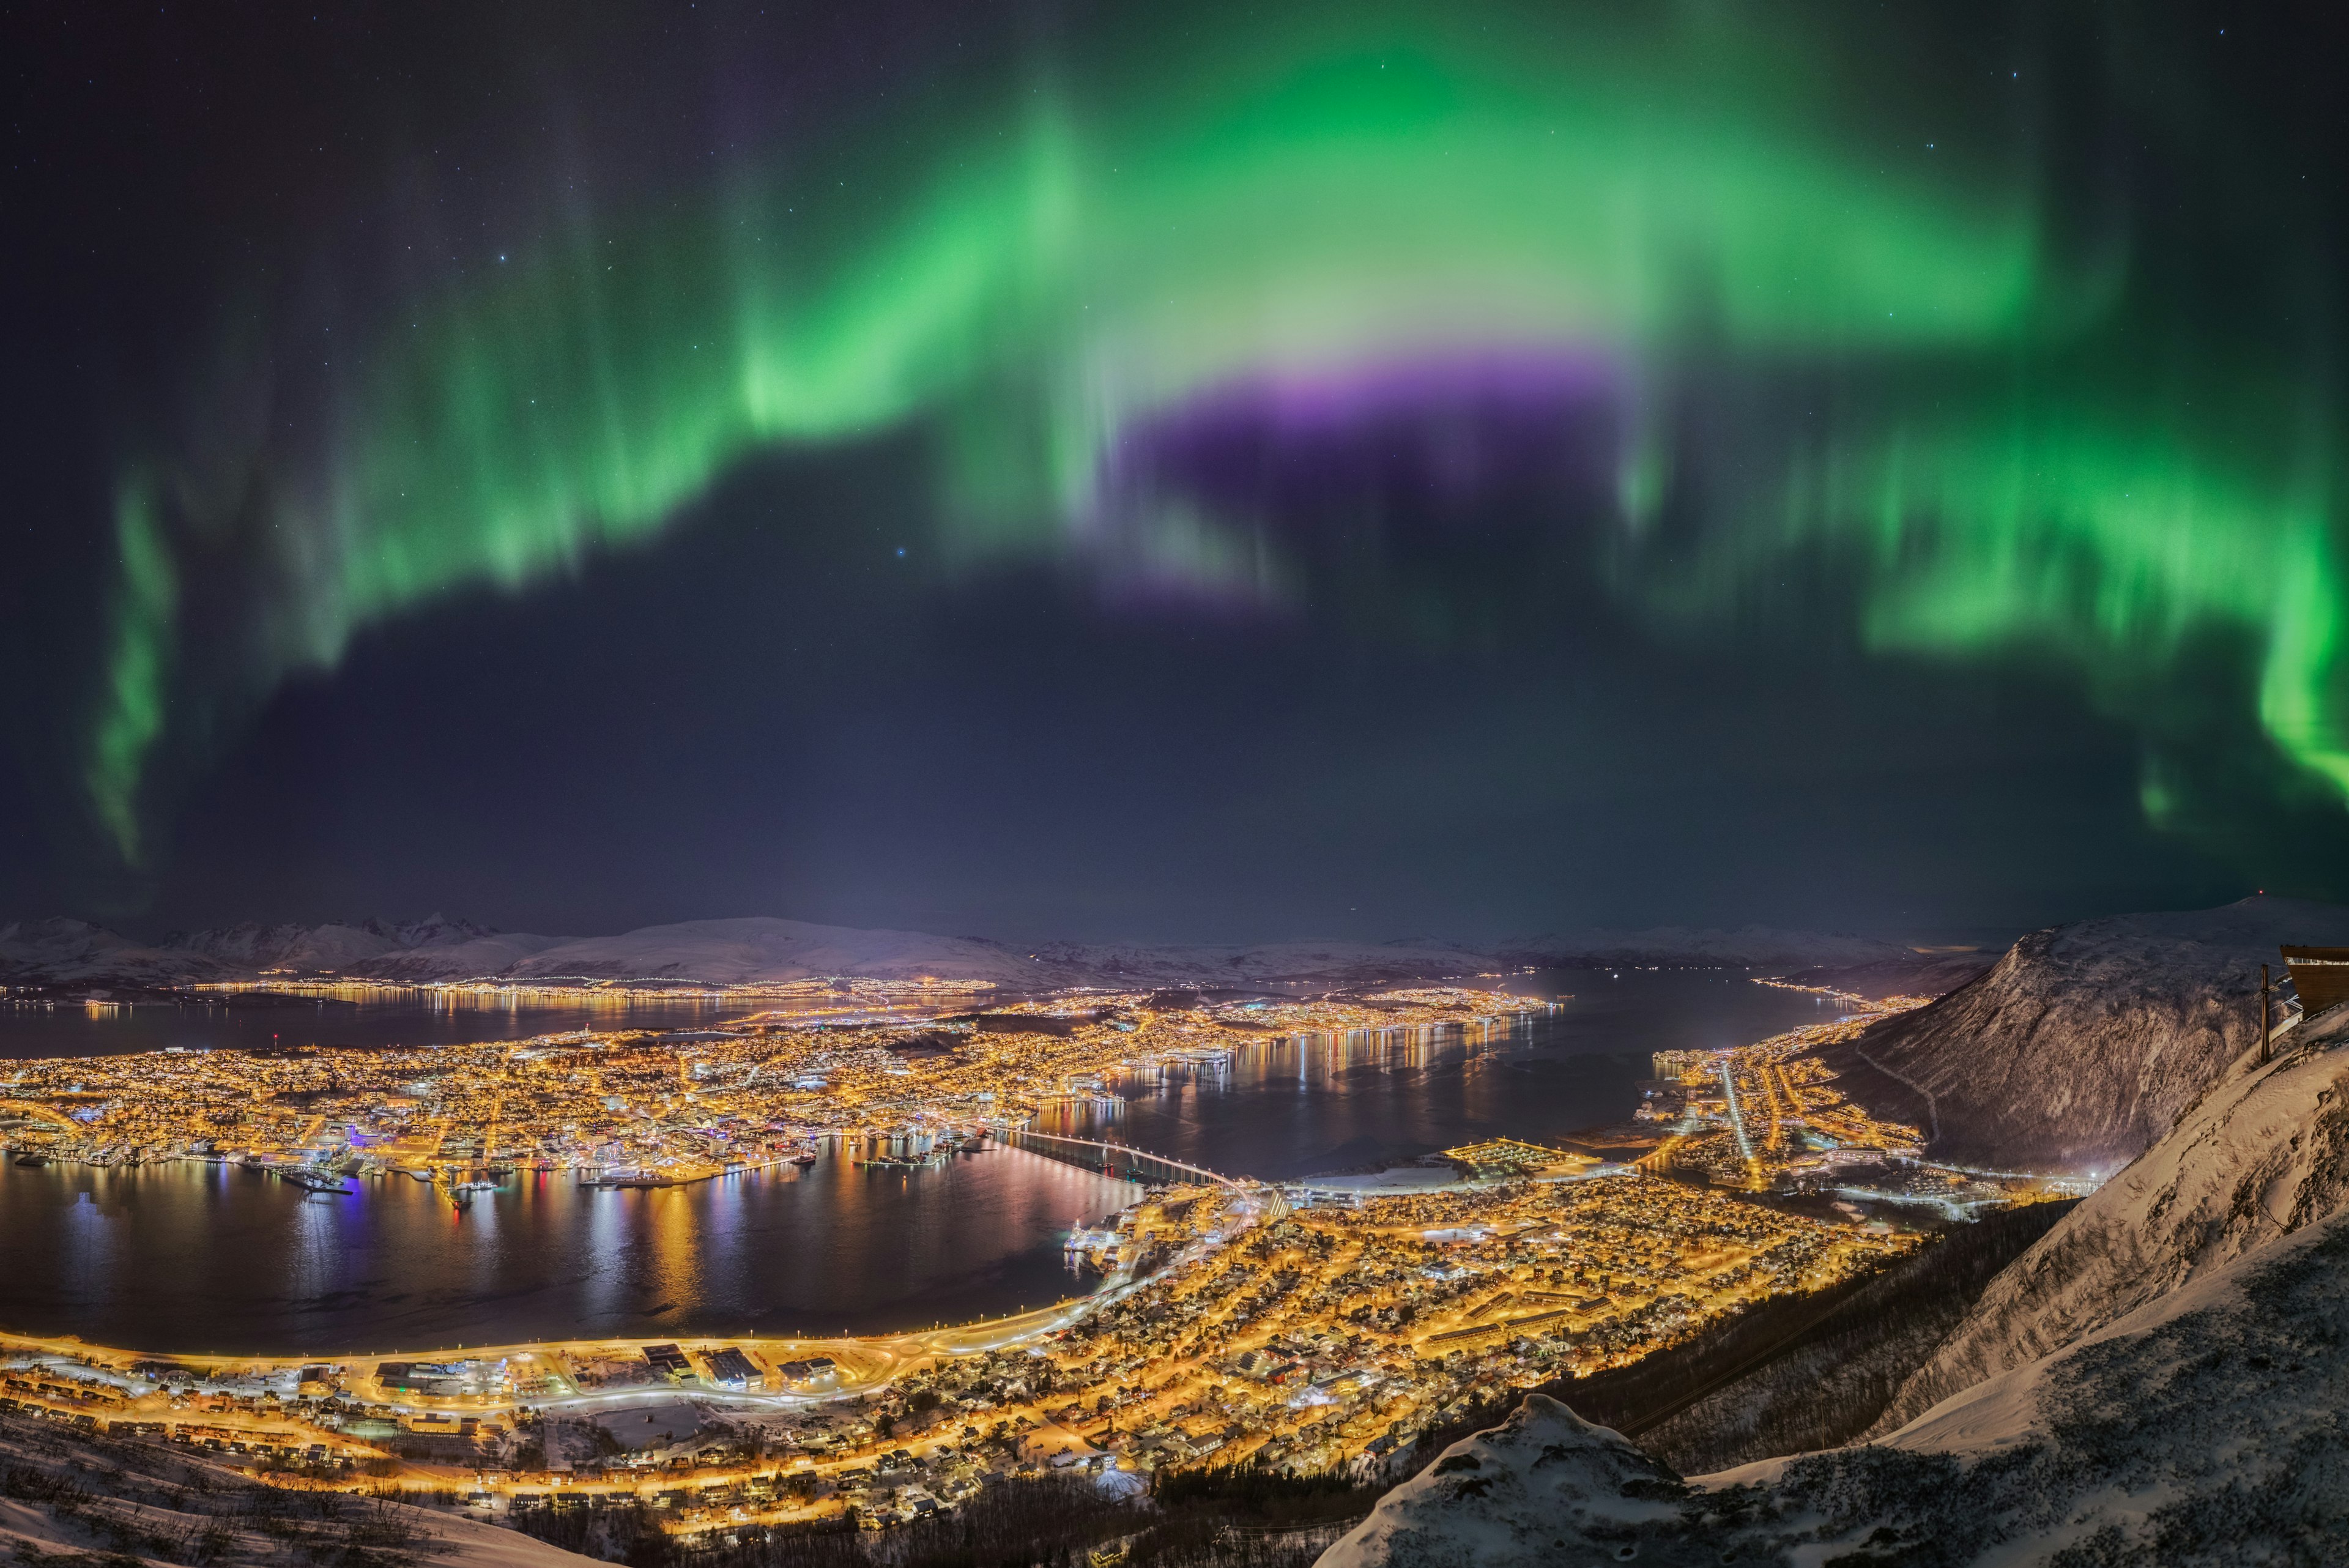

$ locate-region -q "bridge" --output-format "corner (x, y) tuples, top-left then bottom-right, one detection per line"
(1002, 1127), (1231, 1186)
(1000, 1128), (1290, 1217)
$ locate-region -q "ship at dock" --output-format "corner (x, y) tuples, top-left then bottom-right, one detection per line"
(576, 1168), (677, 1189)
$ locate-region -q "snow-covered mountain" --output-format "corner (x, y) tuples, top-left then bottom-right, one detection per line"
(1775, 946), (1999, 1000)
(340, 927), (572, 980)
(489, 917), (1061, 987)
(1817, 894), (2349, 1173)
(0, 913), (1927, 990)
(0, 917), (233, 986)
(1022, 936), (1493, 988)
(166, 913), (510, 972)
(1321, 1000), (2349, 1567)
(1864, 994), (2349, 1435)
(1496, 924), (1913, 970)
(1323, 1212), (2349, 1565)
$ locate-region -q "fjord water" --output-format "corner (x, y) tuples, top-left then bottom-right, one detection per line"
(0, 1149), (1134, 1356)
(0, 992), (773, 1060)
(1035, 968), (1846, 1175)
(0, 972), (1838, 1353)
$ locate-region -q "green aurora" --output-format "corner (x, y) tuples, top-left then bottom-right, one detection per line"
(87, 5), (2349, 870)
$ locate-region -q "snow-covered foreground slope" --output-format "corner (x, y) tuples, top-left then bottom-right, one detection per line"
(1865, 998), (2349, 1433)
(1321, 1192), (2349, 1567)
(1817, 893), (2349, 1173)
(1314, 1394), (1705, 1568)
(0, 1414), (596, 1568)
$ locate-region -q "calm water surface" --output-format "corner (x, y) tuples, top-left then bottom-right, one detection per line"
(1035, 969), (1844, 1175)
(0, 993), (774, 1060)
(0, 970), (1844, 1353)
(0, 1150), (1130, 1356)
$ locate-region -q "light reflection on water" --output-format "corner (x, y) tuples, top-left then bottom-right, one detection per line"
(0, 992), (769, 1060)
(1033, 970), (1848, 1177)
(0, 972), (1845, 1351)
(0, 1150), (1130, 1355)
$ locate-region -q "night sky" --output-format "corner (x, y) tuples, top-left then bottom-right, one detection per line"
(4, 1), (2347, 942)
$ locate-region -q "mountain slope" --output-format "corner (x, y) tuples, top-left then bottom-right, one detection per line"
(0, 918), (232, 986)
(1775, 947), (1998, 1001)
(1320, 1015), (2349, 1568)
(1865, 996), (2349, 1434)
(1023, 937), (1491, 987)
(0, 1413), (596, 1568)
(1816, 894), (2349, 1173)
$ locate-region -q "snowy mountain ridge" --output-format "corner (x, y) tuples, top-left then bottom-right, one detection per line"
(1863, 995), (2349, 1435)
(0, 913), (1926, 990)
(163, 913), (507, 970)
(1817, 893), (2349, 1173)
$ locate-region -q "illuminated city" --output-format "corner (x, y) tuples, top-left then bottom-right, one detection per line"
(0, 976), (2068, 1542)
(10, 3), (2349, 1562)
(0, 987), (1556, 1190)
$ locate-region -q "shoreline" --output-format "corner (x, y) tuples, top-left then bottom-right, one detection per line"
(0, 1295), (1100, 1393)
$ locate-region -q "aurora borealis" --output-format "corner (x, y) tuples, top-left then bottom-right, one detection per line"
(9, 1), (2349, 932)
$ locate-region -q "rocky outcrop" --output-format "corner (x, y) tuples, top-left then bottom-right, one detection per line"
(1315, 1396), (1714, 1568)
(167, 914), (502, 972)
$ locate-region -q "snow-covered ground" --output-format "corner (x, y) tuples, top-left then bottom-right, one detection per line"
(0, 1419), (596, 1568)
(1865, 997), (2349, 1433)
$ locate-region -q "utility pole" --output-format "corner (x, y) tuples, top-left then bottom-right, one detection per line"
(2260, 964), (2272, 1066)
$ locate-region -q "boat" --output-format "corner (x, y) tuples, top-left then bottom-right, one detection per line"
(12, 1153), (49, 1169)
(790, 1151), (818, 1168)
(283, 1169), (352, 1194)
(579, 1170), (675, 1188)
(455, 1178), (501, 1194)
